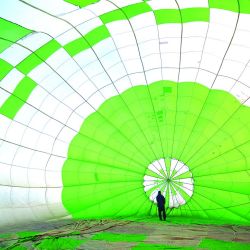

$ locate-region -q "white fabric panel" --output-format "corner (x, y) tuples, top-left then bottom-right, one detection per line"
(36, 133), (55, 153)
(230, 82), (250, 104)
(196, 70), (216, 88)
(0, 163), (11, 186)
(107, 62), (127, 82)
(123, 58), (144, 74)
(11, 166), (29, 187)
(238, 13), (250, 32)
(28, 108), (50, 131)
(19, 32), (52, 52)
(0, 44), (31, 66)
(56, 28), (81, 46)
(14, 104), (38, 125)
(110, 0), (142, 8)
(28, 63), (53, 84)
(93, 38), (116, 58)
(42, 119), (63, 138)
(52, 139), (70, 157)
(0, 186), (12, 207)
(177, 0), (208, 8)
(67, 70), (88, 89)
(200, 9), (238, 76)
(77, 18), (103, 35)
(179, 68), (199, 83)
(213, 76), (236, 92)
(130, 12), (155, 30)
(5, 121), (26, 145)
(54, 59), (80, 80)
(111, 31), (136, 50)
(129, 72), (147, 86)
(162, 68), (179, 82)
(62, 8), (96, 26)
(0, 114), (11, 139)
(159, 23), (181, 38)
(133, 13), (161, 72)
(78, 80), (100, 100)
(51, 82), (74, 101)
(66, 112), (84, 131)
(38, 94), (60, 120)
(145, 68), (162, 83)
(53, 102), (73, 124)
(0, 0), (71, 37)
(75, 102), (96, 119)
(85, 0), (116, 16)
(22, 0), (76, 16)
(28, 168), (46, 187)
(46, 188), (68, 217)
(0, 90), (10, 107)
(91, 72), (112, 89)
(57, 127), (77, 150)
(239, 66), (250, 88)
(74, 49), (97, 68)
(87, 92), (106, 110)
(61, 91), (83, 110)
(106, 20), (132, 36)
(112, 76), (130, 94)
(98, 49), (121, 71)
(147, 0), (177, 10)
(0, 141), (18, 164)
(21, 127), (42, 149)
(82, 60), (106, 78)
(28, 151), (50, 170)
(0, 69), (24, 93)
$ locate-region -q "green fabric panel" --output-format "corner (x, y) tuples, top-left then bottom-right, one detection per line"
(64, 0), (100, 8)
(64, 26), (110, 57)
(100, 2), (152, 23)
(16, 53), (42, 75)
(100, 9), (127, 24)
(0, 96), (24, 119)
(35, 39), (61, 61)
(155, 9), (181, 24)
(122, 2), (152, 19)
(0, 77), (36, 119)
(209, 0), (239, 12)
(155, 8), (209, 24)
(62, 81), (250, 223)
(239, 0), (250, 13)
(85, 25), (110, 47)
(64, 37), (89, 57)
(0, 18), (31, 53)
(181, 8), (210, 23)
(16, 40), (61, 74)
(0, 59), (13, 80)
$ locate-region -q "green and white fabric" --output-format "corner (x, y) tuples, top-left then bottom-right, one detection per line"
(0, 0), (250, 227)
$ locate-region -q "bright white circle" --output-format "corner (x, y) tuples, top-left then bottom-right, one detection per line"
(143, 158), (194, 208)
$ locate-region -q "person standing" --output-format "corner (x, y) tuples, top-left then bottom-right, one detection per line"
(156, 191), (166, 221)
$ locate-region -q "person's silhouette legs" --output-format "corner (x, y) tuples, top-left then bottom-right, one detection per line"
(163, 208), (166, 221)
(158, 207), (166, 220)
(158, 207), (166, 221)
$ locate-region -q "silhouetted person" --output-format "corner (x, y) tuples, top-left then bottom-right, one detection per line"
(156, 191), (166, 221)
